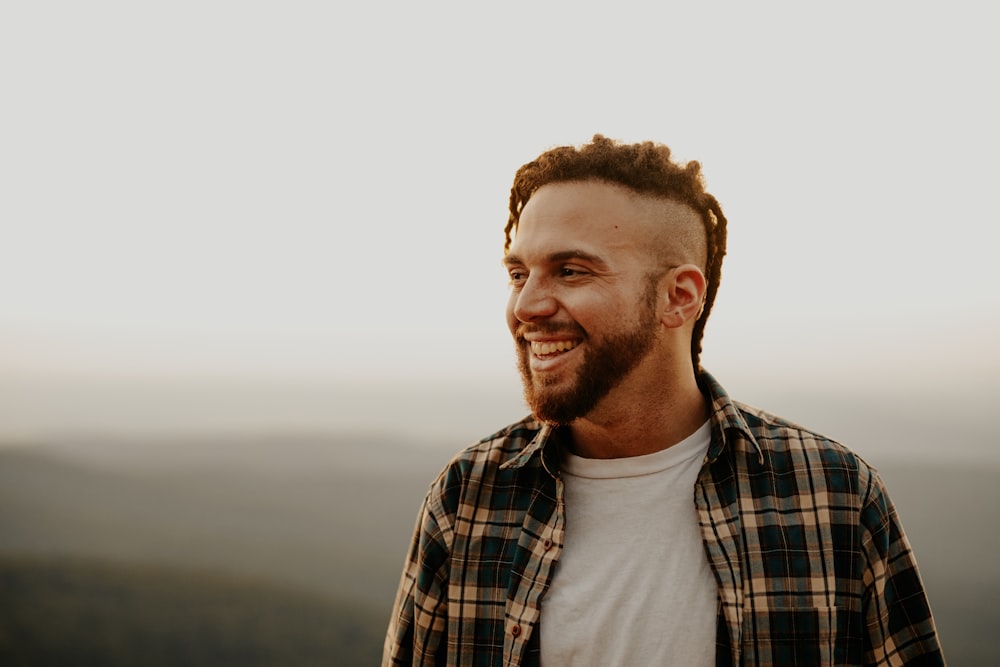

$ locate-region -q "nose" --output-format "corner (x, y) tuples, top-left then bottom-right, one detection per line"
(509, 274), (559, 324)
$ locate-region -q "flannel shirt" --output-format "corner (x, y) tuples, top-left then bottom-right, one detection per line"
(383, 371), (944, 666)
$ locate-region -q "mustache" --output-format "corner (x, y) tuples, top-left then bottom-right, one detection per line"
(515, 321), (586, 341)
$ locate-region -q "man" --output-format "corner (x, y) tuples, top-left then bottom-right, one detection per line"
(384, 135), (944, 665)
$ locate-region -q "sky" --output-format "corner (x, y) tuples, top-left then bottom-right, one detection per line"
(1, 3), (998, 448)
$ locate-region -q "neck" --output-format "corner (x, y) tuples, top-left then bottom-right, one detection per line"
(566, 368), (708, 459)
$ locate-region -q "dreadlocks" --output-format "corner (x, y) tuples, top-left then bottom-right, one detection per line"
(504, 134), (728, 372)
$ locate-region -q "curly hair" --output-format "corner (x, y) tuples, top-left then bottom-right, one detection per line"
(504, 134), (728, 371)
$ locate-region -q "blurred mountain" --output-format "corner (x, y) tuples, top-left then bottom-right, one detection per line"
(0, 435), (454, 608)
(1, 434), (997, 665)
(0, 554), (384, 667)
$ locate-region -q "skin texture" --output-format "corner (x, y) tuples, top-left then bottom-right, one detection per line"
(504, 180), (709, 459)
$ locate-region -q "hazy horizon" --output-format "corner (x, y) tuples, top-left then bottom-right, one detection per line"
(3, 360), (997, 472)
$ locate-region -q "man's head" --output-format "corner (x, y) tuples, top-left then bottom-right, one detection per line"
(503, 135), (727, 424)
(505, 134), (727, 372)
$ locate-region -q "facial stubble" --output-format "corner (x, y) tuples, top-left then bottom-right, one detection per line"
(515, 279), (661, 425)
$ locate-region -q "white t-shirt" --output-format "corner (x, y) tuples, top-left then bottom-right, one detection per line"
(540, 421), (717, 666)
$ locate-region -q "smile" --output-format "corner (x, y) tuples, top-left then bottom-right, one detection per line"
(530, 340), (580, 357)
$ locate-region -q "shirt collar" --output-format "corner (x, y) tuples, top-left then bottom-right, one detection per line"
(698, 369), (764, 466)
(500, 421), (560, 475)
(499, 369), (763, 473)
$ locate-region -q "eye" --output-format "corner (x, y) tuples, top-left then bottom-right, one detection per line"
(559, 266), (588, 279)
(507, 269), (527, 286)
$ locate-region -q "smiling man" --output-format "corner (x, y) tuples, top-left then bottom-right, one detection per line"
(383, 135), (944, 666)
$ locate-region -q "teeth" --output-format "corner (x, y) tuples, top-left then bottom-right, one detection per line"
(530, 340), (579, 356)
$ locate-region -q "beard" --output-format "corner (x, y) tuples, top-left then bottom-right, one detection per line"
(515, 281), (660, 425)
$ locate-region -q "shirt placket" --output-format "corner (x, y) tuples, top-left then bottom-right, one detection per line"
(696, 455), (744, 666)
(503, 470), (564, 666)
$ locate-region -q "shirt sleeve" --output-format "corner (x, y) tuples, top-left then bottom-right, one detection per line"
(382, 488), (452, 667)
(859, 470), (945, 665)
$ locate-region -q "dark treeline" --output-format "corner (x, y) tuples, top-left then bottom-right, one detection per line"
(0, 555), (384, 666)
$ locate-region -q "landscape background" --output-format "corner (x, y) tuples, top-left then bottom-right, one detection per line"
(2, 2), (998, 665)
(2, 387), (999, 665)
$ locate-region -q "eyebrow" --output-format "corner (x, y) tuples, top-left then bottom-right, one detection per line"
(503, 249), (610, 270)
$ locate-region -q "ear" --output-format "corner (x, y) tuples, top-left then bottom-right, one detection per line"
(659, 264), (707, 329)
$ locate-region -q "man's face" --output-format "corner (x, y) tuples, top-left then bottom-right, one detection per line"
(503, 180), (669, 424)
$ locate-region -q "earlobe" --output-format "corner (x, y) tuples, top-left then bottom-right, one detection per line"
(659, 265), (707, 329)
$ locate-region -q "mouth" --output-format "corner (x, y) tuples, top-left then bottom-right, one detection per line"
(530, 339), (580, 358)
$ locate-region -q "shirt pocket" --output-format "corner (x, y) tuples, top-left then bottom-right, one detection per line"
(742, 605), (849, 666)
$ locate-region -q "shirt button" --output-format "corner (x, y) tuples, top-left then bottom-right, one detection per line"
(511, 624), (521, 637)
(543, 538), (553, 550)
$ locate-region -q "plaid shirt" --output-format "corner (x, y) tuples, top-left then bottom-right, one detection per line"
(383, 372), (944, 666)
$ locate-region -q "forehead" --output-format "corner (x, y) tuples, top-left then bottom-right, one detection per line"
(509, 180), (689, 262)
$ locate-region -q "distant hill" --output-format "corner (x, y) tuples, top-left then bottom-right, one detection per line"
(0, 554), (384, 666)
(1, 436), (998, 665)
(0, 436), (452, 609)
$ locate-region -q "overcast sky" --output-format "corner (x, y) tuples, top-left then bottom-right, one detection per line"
(2, 3), (997, 443)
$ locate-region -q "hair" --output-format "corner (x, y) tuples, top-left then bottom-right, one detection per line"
(504, 134), (728, 372)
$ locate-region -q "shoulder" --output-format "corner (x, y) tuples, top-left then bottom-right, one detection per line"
(448, 417), (543, 471)
(730, 400), (882, 503)
(735, 401), (864, 464)
(424, 416), (548, 510)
